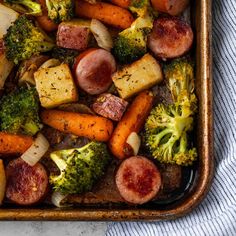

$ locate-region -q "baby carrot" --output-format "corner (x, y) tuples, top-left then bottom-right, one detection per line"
(36, 0), (58, 32)
(41, 110), (114, 142)
(75, 0), (134, 29)
(0, 132), (33, 154)
(109, 91), (154, 159)
(109, 0), (131, 8)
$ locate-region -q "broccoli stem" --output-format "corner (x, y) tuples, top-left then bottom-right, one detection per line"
(51, 154), (67, 171)
(163, 135), (178, 162)
(36, 41), (55, 52)
(23, 121), (40, 135)
(21, 0), (42, 14)
(179, 132), (187, 153)
(152, 128), (173, 147)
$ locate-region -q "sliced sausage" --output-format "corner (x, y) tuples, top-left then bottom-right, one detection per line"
(57, 21), (90, 50)
(148, 17), (193, 60)
(151, 0), (189, 16)
(116, 156), (162, 204)
(6, 158), (48, 205)
(74, 49), (116, 95)
(92, 93), (128, 121)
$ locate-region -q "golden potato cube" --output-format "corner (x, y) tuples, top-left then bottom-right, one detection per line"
(112, 54), (163, 99)
(34, 64), (78, 108)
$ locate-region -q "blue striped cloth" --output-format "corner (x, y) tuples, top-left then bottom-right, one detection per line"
(106, 0), (236, 235)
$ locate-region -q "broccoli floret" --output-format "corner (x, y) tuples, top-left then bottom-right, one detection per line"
(164, 58), (197, 113)
(112, 0), (154, 64)
(50, 142), (110, 194)
(113, 15), (153, 64)
(0, 87), (42, 136)
(145, 57), (198, 166)
(4, 0), (42, 15)
(3, 16), (55, 64)
(51, 47), (79, 67)
(129, 0), (153, 17)
(145, 104), (197, 166)
(45, 0), (74, 23)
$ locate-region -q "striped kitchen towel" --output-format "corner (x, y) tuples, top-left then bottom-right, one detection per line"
(106, 0), (236, 235)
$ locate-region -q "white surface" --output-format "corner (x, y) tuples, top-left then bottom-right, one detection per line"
(0, 222), (107, 236)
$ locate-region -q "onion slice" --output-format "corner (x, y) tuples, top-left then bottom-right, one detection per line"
(21, 133), (49, 166)
(51, 191), (71, 208)
(126, 132), (141, 156)
(90, 19), (113, 51)
(39, 59), (61, 69)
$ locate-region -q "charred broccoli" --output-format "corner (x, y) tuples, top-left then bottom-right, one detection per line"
(4, 0), (42, 15)
(129, 0), (154, 17)
(145, 58), (198, 166)
(45, 0), (74, 23)
(112, 0), (154, 64)
(50, 142), (110, 194)
(0, 87), (42, 135)
(3, 15), (55, 64)
(51, 47), (79, 67)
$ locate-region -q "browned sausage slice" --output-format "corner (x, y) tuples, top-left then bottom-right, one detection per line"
(6, 158), (48, 205)
(74, 49), (116, 95)
(148, 17), (193, 60)
(116, 156), (162, 204)
(151, 0), (189, 16)
(92, 93), (128, 121)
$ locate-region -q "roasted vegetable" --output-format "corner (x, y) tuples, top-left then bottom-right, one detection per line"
(51, 47), (79, 67)
(129, 0), (152, 17)
(164, 57), (197, 113)
(4, 0), (42, 15)
(0, 52), (14, 89)
(0, 87), (42, 135)
(75, 0), (134, 29)
(45, 0), (74, 23)
(109, 90), (153, 159)
(0, 3), (19, 38)
(3, 15), (54, 64)
(112, 53), (163, 99)
(50, 141), (110, 194)
(145, 58), (197, 166)
(112, 15), (153, 64)
(0, 132), (33, 154)
(0, 5), (18, 88)
(112, 0), (154, 63)
(41, 109), (114, 141)
(17, 55), (49, 85)
(34, 63), (78, 108)
(145, 104), (197, 166)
